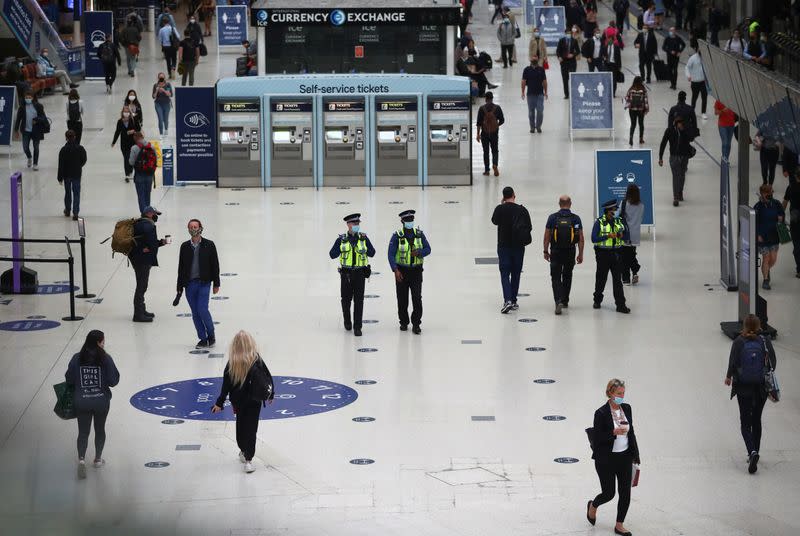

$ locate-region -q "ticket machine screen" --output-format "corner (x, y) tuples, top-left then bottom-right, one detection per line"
(273, 130), (293, 143)
(220, 128), (242, 143)
(326, 129), (346, 142)
(430, 129), (449, 141)
(378, 130), (398, 142)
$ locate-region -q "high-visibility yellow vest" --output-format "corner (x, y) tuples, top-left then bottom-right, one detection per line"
(395, 228), (424, 267)
(339, 234), (369, 268)
(596, 218), (625, 249)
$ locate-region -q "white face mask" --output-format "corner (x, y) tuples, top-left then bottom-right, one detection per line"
(123, 113), (130, 118)
(128, 95), (135, 101)
(69, 99), (78, 104)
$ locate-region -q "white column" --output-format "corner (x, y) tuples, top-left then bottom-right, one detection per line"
(257, 26), (266, 75)
(446, 25), (455, 74)
(73, 20), (81, 47)
(148, 6), (156, 34)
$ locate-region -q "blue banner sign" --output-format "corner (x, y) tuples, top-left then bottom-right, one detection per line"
(0, 86), (16, 146)
(570, 72), (614, 131)
(84, 11), (113, 79)
(595, 149), (655, 226)
(533, 6), (564, 47)
(217, 6), (248, 47)
(3, 0), (34, 47)
(176, 87), (218, 182)
(525, 0), (545, 26)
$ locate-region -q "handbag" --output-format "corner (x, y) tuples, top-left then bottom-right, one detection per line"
(177, 62), (185, 76)
(585, 427), (595, 450)
(687, 144), (697, 159)
(543, 58), (549, 70)
(199, 43), (208, 57)
(614, 70), (625, 83)
(515, 26), (521, 39)
(53, 382), (76, 420)
(127, 44), (140, 56)
(777, 221), (791, 244)
(762, 342), (780, 402)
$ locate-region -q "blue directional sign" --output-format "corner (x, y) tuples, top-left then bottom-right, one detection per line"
(130, 376), (358, 420)
(595, 149), (655, 226)
(0, 86), (15, 147)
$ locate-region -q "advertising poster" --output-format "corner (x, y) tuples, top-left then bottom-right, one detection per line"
(595, 149), (655, 226)
(84, 11), (113, 79)
(0, 86), (16, 147)
(3, 0), (34, 47)
(569, 72), (614, 131)
(176, 87), (217, 182)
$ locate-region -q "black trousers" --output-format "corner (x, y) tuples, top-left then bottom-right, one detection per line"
(619, 246), (641, 282)
(549, 248), (575, 305)
(395, 266), (423, 327)
(791, 221), (800, 273)
(162, 45), (177, 72)
(501, 44), (514, 67)
(736, 386), (768, 455)
(102, 60), (117, 88)
(629, 110), (644, 141)
(481, 132), (499, 170)
(638, 58), (652, 82)
(67, 120), (83, 143)
(560, 59), (576, 97)
(667, 54), (679, 88)
(592, 451), (634, 523)
(760, 147), (779, 185)
(235, 401), (261, 461)
(76, 401), (110, 459)
(131, 260), (152, 317)
(593, 249), (626, 306)
(690, 81), (707, 114)
(340, 269), (366, 329)
(122, 145), (133, 177)
(588, 58), (603, 72)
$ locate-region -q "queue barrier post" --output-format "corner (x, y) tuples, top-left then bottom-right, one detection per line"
(62, 238), (84, 322)
(75, 237), (96, 299)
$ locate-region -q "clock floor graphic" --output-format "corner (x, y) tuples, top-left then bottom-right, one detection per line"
(130, 377), (358, 420)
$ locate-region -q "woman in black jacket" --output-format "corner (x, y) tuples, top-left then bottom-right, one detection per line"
(123, 89), (144, 125)
(212, 330), (273, 474)
(725, 314), (777, 474)
(111, 105), (140, 182)
(587, 379), (640, 536)
(13, 91), (46, 170)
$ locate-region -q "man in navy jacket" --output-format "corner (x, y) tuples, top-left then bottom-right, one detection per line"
(129, 206), (168, 322)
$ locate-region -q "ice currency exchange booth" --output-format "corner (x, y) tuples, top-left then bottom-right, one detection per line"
(214, 73), (471, 187)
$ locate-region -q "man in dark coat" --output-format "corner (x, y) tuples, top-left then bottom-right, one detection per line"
(57, 129), (87, 220)
(129, 206), (169, 322)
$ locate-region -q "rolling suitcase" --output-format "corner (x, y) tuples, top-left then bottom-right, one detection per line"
(653, 58), (670, 81)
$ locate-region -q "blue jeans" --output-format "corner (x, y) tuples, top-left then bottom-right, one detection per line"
(21, 131), (40, 164)
(497, 246), (525, 303)
(186, 279), (214, 341)
(63, 178), (81, 215)
(125, 48), (137, 75)
(526, 94), (544, 130)
(719, 125), (735, 161)
(134, 178), (151, 213)
(154, 100), (171, 135)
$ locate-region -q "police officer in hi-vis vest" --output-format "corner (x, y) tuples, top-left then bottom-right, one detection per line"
(387, 210), (432, 334)
(591, 199), (631, 314)
(329, 213), (376, 336)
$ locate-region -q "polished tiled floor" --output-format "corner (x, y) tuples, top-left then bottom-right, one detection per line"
(0, 5), (799, 536)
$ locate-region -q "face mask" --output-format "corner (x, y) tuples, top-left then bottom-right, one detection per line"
(351, 225), (360, 234)
(69, 99), (78, 104)
(669, 32), (675, 37)
(190, 19), (196, 23)
(595, 33), (601, 39)
(403, 221), (414, 230)
(503, 18), (509, 24)
(151, 215), (159, 222)
(123, 113), (130, 118)
(42, 52), (48, 57)
(189, 228), (202, 237)
(159, 76), (165, 81)
(533, 32), (540, 37)
(128, 95), (135, 101)
(613, 396), (624, 405)
(25, 98), (32, 104)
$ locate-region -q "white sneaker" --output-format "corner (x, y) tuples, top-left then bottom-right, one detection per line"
(244, 461), (255, 473)
(239, 451), (246, 463)
(93, 459), (105, 468)
(27, 158), (32, 168)
(32, 164), (38, 171)
(702, 113), (708, 120)
(77, 460), (87, 479)
(500, 301), (513, 314)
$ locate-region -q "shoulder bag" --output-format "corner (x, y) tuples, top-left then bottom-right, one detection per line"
(761, 337), (780, 402)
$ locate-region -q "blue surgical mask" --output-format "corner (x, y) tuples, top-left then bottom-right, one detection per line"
(351, 225), (360, 234)
(669, 32), (675, 37)
(25, 98), (32, 104)
(533, 32), (540, 37)
(613, 396), (625, 405)
(403, 221), (414, 230)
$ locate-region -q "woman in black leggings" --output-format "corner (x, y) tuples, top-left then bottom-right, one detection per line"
(625, 77), (649, 146)
(65, 330), (120, 479)
(586, 379), (640, 536)
(756, 130), (780, 185)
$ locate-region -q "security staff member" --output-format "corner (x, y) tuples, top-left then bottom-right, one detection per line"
(329, 214), (375, 337)
(387, 210), (432, 334)
(591, 200), (630, 314)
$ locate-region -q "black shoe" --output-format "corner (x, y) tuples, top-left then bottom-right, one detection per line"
(196, 339), (209, 349)
(143, 311), (155, 318)
(629, 138), (633, 147)
(344, 320), (352, 331)
(412, 325), (421, 334)
(63, 209), (70, 217)
(555, 303), (563, 315)
(592, 302), (601, 309)
(69, 83), (79, 88)
(616, 306), (631, 314)
(536, 127), (542, 133)
(132, 316), (153, 322)
(207, 337), (216, 347)
(614, 529), (632, 536)
(586, 501), (596, 526)
(530, 129), (536, 133)
(562, 303), (568, 308)
(673, 200), (679, 207)
(748, 451), (759, 474)
(487, 83), (499, 89)
(400, 324), (408, 331)
(354, 328), (362, 337)
(72, 214), (79, 221)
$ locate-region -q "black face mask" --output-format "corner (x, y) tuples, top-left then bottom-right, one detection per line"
(151, 215), (159, 222)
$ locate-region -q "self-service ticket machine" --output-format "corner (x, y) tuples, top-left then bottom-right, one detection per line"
(426, 96), (472, 185)
(374, 97), (419, 186)
(322, 97), (366, 187)
(217, 99), (261, 187)
(269, 98), (314, 187)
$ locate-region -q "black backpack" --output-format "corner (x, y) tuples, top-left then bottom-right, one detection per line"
(247, 357), (275, 406)
(552, 213), (577, 248)
(68, 100), (80, 122)
(99, 43), (114, 63)
(511, 207), (532, 246)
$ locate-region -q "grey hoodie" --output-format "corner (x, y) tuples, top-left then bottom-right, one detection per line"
(497, 19), (516, 46)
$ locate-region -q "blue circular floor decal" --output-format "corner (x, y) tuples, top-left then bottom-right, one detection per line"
(526, 347), (546, 352)
(0, 319), (61, 331)
(26, 315), (47, 319)
(350, 458), (374, 465)
(131, 376), (358, 420)
(533, 379), (556, 384)
(37, 284), (78, 294)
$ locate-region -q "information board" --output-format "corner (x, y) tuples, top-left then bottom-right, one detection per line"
(595, 149), (655, 227)
(175, 87), (217, 182)
(532, 6), (564, 47)
(569, 72), (613, 132)
(217, 5), (248, 47)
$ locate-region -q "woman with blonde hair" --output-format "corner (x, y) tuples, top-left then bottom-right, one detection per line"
(212, 330), (274, 473)
(725, 314), (777, 474)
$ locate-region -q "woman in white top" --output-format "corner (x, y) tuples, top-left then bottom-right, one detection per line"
(66, 89), (84, 143)
(685, 46), (708, 118)
(587, 379), (640, 536)
(724, 29), (746, 56)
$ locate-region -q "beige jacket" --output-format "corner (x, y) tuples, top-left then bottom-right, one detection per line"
(528, 36), (548, 63)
